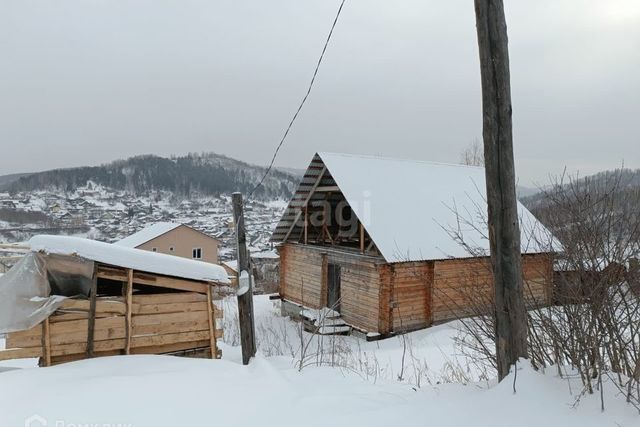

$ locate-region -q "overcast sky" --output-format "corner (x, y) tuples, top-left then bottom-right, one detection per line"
(0, 0), (638, 186)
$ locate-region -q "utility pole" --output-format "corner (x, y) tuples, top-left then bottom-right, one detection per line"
(474, 0), (528, 381)
(232, 192), (257, 365)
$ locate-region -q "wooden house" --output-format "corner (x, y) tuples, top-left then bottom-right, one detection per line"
(0, 235), (229, 366)
(271, 153), (556, 336)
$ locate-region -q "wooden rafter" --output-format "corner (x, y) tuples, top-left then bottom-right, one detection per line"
(314, 185), (339, 193)
(281, 165), (327, 242)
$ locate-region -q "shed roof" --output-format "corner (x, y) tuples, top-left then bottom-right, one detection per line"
(30, 235), (229, 283)
(272, 152), (557, 263)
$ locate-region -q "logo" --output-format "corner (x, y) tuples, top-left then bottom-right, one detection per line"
(24, 415), (47, 427)
(23, 415), (132, 427)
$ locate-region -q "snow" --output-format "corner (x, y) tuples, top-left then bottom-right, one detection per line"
(316, 152), (559, 262)
(222, 260), (238, 272)
(0, 295), (638, 426)
(1, 346), (637, 426)
(252, 249), (279, 259)
(300, 307), (341, 321)
(29, 235), (230, 283)
(114, 222), (182, 247)
(316, 325), (351, 334)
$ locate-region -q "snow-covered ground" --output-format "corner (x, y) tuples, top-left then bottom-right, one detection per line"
(0, 296), (638, 426)
(220, 296), (476, 385)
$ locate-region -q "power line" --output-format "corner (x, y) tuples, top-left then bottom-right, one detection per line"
(249, 0), (347, 198)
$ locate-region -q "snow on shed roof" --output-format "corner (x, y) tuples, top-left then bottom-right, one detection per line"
(273, 152), (557, 263)
(114, 222), (182, 248)
(29, 235), (229, 283)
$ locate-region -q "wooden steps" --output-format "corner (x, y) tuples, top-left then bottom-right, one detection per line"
(301, 308), (352, 336)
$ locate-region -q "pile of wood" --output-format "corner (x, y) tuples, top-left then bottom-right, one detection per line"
(0, 292), (222, 366)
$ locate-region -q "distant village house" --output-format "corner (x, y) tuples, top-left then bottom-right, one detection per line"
(116, 222), (220, 264)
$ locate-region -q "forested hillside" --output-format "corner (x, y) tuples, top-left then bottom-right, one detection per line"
(2, 153), (298, 199)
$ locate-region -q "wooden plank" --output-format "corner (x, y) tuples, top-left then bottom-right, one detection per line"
(60, 299), (126, 315)
(124, 268), (133, 355)
(132, 292), (207, 305)
(132, 311), (207, 328)
(132, 273), (210, 294)
(49, 312), (89, 323)
(7, 317), (127, 348)
(48, 329), (222, 358)
(130, 340), (212, 356)
(132, 330), (212, 348)
(50, 350), (122, 365)
(314, 185), (340, 192)
(0, 347), (42, 361)
(132, 301), (209, 315)
(97, 266), (210, 294)
(133, 318), (210, 336)
(206, 286), (218, 359)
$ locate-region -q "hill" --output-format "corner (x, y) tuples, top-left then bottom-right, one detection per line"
(1, 153), (298, 199)
(0, 173), (31, 188)
(521, 168), (640, 246)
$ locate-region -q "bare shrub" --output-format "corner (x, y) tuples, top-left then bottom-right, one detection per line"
(446, 168), (640, 409)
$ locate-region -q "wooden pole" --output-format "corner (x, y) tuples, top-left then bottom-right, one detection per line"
(232, 192), (257, 365)
(86, 264), (98, 358)
(124, 268), (133, 355)
(474, 0), (528, 381)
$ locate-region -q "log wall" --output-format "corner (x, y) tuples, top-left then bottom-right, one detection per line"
(431, 253), (552, 323)
(280, 243), (553, 334)
(279, 244), (384, 332)
(382, 262), (433, 333)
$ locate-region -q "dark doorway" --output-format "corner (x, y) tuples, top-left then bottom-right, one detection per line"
(327, 263), (341, 313)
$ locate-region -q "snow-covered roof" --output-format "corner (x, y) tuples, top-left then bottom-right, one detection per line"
(114, 222), (182, 248)
(222, 260), (238, 272)
(273, 152), (558, 263)
(252, 249), (279, 259)
(29, 235), (229, 283)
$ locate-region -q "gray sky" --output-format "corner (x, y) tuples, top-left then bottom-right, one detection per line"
(1, 0), (638, 186)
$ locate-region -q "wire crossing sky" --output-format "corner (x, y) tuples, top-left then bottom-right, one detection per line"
(250, 0), (346, 197)
(0, 0), (638, 186)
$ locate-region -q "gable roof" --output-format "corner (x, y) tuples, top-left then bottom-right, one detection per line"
(30, 235), (229, 283)
(272, 152), (557, 263)
(115, 222), (182, 248)
(115, 222), (224, 248)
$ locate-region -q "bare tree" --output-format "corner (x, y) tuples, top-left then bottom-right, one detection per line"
(460, 139), (485, 167)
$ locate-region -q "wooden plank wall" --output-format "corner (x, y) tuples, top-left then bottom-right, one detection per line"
(386, 262), (434, 332)
(431, 254), (552, 323)
(278, 244), (325, 308)
(279, 244), (383, 332)
(1, 292), (223, 364)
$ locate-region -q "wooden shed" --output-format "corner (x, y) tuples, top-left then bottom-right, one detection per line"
(271, 153), (556, 336)
(0, 235), (229, 366)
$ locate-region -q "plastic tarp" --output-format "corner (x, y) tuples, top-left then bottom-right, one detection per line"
(0, 252), (94, 334)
